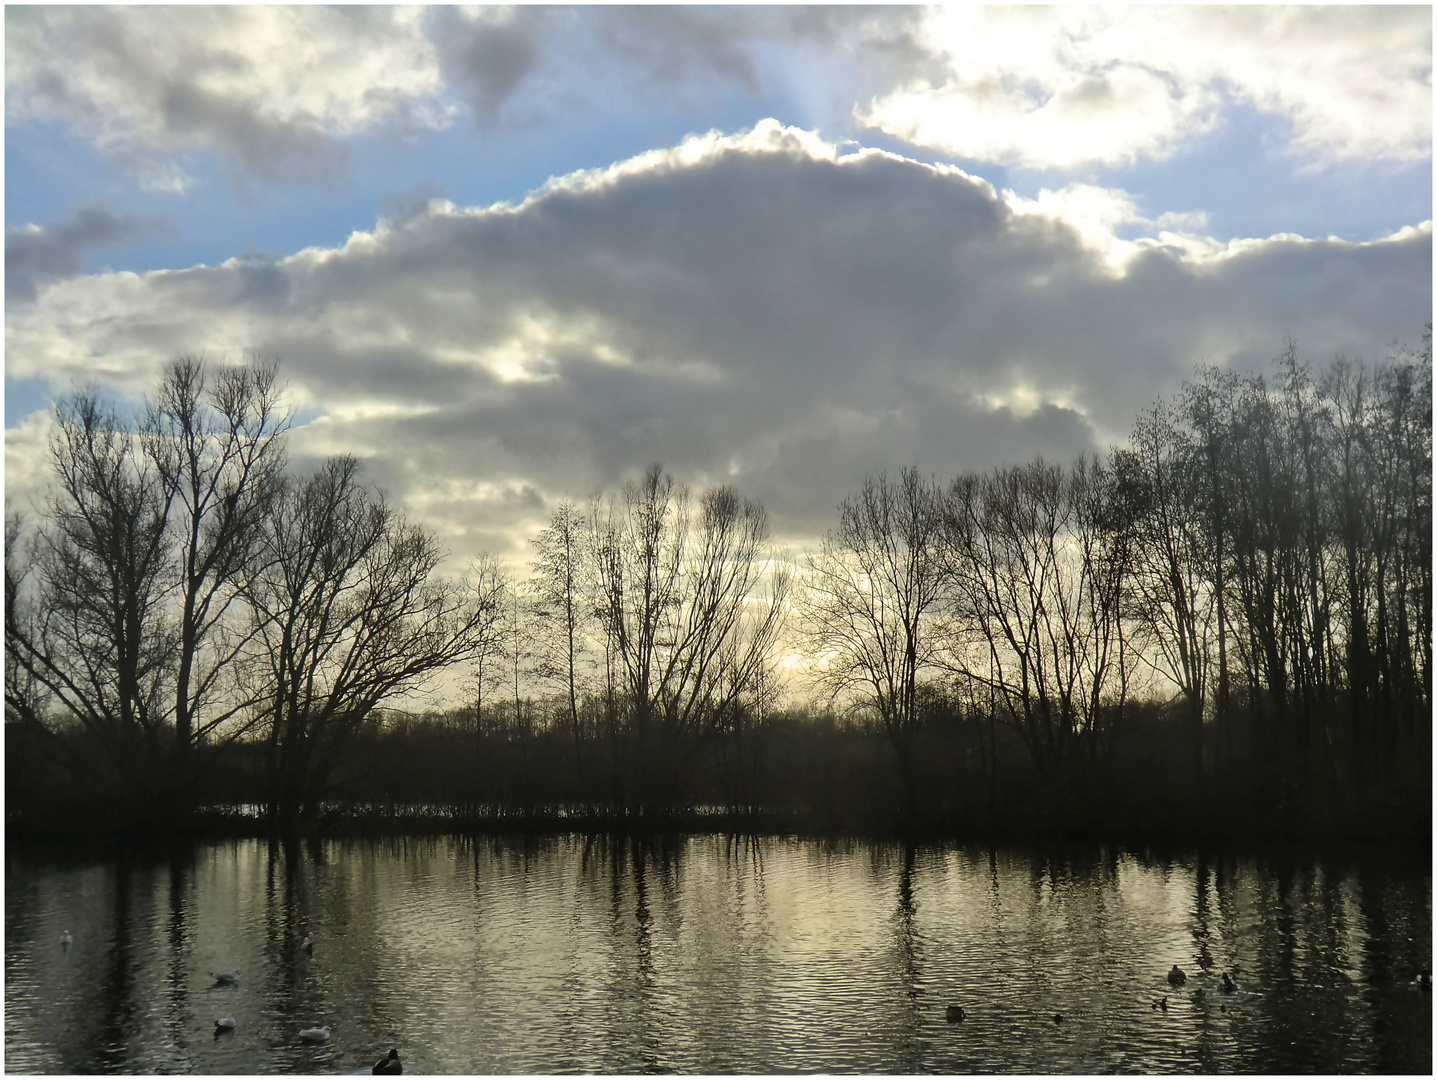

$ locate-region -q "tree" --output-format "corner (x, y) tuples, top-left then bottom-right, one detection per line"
(942, 458), (1132, 783)
(529, 500), (595, 805)
(467, 552), (511, 737)
(4, 390), (178, 806)
(1181, 365), (1241, 769)
(800, 468), (946, 825)
(144, 357), (289, 792)
(245, 456), (498, 826)
(591, 464), (788, 815)
(4, 358), (293, 819)
(1113, 398), (1216, 781)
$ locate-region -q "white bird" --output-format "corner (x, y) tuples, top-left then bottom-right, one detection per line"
(299, 1025), (332, 1043)
(210, 970), (240, 986)
(301, 933), (314, 956)
(59, 930), (72, 946)
(215, 1016), (237, 1032)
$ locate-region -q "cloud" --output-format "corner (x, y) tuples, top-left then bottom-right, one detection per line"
(6, 122), (1430, 565)
(426, 7), (545, 121)
(8, 6), (1427, 200)
(5, 204), (155, 305)
(862, 7), (1432, 170)
(4, 6), (452, 191)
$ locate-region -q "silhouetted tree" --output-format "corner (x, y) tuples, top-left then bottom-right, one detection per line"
(1113, 399), (1216, 781)
(4, 390), (178, 808)
(246, 456), (497, 826)
(800, 468), (947, 826)
(591, 464), (788, 815)
(144, 357), (289, 801)
(942, 457), (1132, 784)
(529, 500), (597, 807)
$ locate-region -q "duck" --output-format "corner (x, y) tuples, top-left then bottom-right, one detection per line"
(945, 1005), (965, 1022)
(215, 1016), (237, 1032)
(373, 1049), (403, 1075)
(1167, 965), (1186, 987)
(59, 930), (72, 946)
(302, 933), (314, 956)
(210, 970), (239, 986)
(1052, 1013), (1063, 1024)
(299, 1025), (332, 1043)
(1221, 972), (1236, 994)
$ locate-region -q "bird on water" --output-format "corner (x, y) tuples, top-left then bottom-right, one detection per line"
(1221, 972), (1236, 994)
(210, 970), (239, 986)
(60, 930), (72, 946)
(215, 1016), (237, 1033)
(302, 933), (314, 956)
(1167, 965), (1186, 986)
(299, 1025), (331, 1042)
(373, 1049), (403, 1074)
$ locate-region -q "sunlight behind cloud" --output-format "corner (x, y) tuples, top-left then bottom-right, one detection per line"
(862, 6), (1431, 170)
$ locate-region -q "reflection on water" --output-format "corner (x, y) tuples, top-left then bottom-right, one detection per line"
(4, 835), (1430, 1074)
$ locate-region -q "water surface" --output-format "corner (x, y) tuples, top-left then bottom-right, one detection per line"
(5, 834), (1431, 1073)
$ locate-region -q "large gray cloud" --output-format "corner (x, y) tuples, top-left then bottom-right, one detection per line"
(6, 125), (1430, 563)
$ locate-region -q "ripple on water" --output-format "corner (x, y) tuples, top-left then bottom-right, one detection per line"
(4, 836), (1430, 1074)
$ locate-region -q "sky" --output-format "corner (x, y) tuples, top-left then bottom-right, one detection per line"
(5, 4), (1433, 572)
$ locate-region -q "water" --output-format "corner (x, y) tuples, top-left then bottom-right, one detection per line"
(5, 834), (1431, 1074)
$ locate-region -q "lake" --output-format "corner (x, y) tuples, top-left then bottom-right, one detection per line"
(4, 833), (1431, 1074)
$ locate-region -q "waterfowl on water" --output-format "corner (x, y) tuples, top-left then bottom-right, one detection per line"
(945, 1005), (965, 1022)
(1221, 972), (1236, 994)
(210, 970), (239, 986)
(1167, 965), (1187, 987)
(1052, 1013), (1063, 1024)
(215, 1016), (237, 1032)
(59, 930), (72, 946)
(373, 1049), (403, 1075)
(302, 934), (314, 956)
(299, 1025), (331, 1042)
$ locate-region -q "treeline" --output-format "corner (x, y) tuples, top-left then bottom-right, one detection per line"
(5, 333), (1432, 839)
(796, 336), (1431, 834)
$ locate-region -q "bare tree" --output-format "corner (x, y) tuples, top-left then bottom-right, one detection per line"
(800, 468), (946, 824)
(529, 500), (595, 804)
(592, 464), (788, 814)
(942, 458), (1132, 781)
(144, 357), (290, 778)
(467, 553), (511, 736)
(4, 391), (178, 803)
(1181, 365), (1241, 768)
(246, 456), (498, 826)
(1113, 399), (1216, 780)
